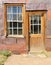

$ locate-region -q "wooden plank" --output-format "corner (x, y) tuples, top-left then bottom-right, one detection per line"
(5, 3), (24, 6)
(25, 12), (30, 51)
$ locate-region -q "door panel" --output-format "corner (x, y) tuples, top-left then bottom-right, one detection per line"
(30, 37), (44, 51)
(29, 12), (45, 52)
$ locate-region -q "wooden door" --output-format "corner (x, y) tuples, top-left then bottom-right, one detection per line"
(28, 12), (45, 52)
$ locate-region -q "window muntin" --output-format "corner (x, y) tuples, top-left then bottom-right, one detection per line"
(7, 6), (23, 35)
(30, 15), (41, 34)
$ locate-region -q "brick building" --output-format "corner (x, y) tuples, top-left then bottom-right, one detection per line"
(0, 0), (51, 54)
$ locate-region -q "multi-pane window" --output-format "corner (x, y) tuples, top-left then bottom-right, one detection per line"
(30, 15), (41, 34)
(7, 6), (22, 35)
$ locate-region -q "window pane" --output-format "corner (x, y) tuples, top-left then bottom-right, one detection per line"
(18, 29), (22, 35)
(39, 16), (41, 24)
(10, 22), (12, 27)
(31, 25), (33, 34)
(31, 20), (33, 24)
(13, 6), (17, 13)
(34, 25), (38, 34)
(8, 22), (12, 28)
(10, 29), (12, 34)
(34, 19), (38, 24)
(18, 6), (22, 13)
(13, 14), (17, 20)
(7, 6), (12, 13)
(18, 22), (22, 28)
(7, 22), (9, 28)
(13, 22), (17, 27)
(7, 14), (13, 20)
(13, 29), (17, 34)
(34, 16), (38, 24)
(39, 25), (41, 33)
(31, 16), (34, 21)
(8, 29), (12, 34)
(18, 14), (22, 20)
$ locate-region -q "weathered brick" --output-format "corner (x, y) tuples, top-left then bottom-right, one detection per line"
(45, 39), (51, 51)
(47, 10), (51, 20)
(0, 44), (27, 54)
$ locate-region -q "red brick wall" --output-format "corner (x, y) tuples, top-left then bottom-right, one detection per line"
(0, 38), (27, 54)
(0, 44), (27, 54)
(47, 10), (51, 20)
(45, 39), (51, 51)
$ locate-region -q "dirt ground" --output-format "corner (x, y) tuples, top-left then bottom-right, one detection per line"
(4, 54), (51, 65)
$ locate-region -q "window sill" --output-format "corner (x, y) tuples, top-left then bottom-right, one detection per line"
(7, 35), (24, 38)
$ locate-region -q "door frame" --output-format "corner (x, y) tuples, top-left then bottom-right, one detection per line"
(26, 11), (46, 52)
